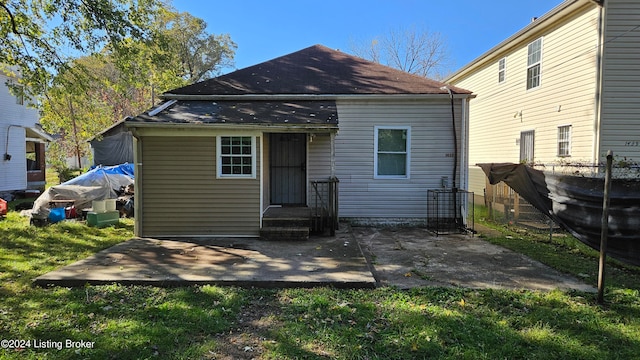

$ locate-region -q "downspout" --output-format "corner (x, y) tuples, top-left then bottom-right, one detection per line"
(130, 128), (143, 237)
(441, 86), (459, 226)
(4, 124), (22, 161)
(440, 86), (458, 189)
(592, 2), (605, 164)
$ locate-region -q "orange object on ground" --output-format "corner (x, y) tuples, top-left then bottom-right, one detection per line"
(0, 198), (7, 216)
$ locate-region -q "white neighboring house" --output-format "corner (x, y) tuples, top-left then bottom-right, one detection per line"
(445, 0), (640, 202)
(0, 71), (52, 192)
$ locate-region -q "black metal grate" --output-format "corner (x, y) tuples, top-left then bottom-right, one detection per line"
(427, 189), (474, 235)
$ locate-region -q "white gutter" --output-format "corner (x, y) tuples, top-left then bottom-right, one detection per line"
(125, 122), (338, 132)
(160, 93), (473, 101)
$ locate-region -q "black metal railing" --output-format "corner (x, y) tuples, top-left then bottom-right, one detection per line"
(310, 177), (339, 235)
(427, 188), (474, 235)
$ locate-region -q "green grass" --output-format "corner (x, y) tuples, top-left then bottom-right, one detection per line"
(1, 206), (639, 359)
(474, 205), (640, 290)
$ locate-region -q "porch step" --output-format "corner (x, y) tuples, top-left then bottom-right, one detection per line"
(261, 207), (312, 241)
(262, 217), (310, 228)
(260, 226), (309, 241)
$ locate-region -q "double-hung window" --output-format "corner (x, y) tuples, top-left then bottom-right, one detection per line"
(557, 125), (572, 157)
(15, 85), (24, 105)
(498, 57), (506, 83)
(217, 136), (256, 178)
(527, 38), (543, 90)
(374, 126), (410, 179)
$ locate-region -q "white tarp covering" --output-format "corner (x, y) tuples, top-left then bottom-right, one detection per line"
(31, 164), (134, 220)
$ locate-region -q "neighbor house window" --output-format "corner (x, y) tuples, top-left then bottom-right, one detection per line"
(526, 38), (543, 90)
(15, 85), (24, 105)
(374, 126), (410, 179)
(557, 125), (572, 157)
(498, 57), (506, 83)
(217, 136), (256, 178)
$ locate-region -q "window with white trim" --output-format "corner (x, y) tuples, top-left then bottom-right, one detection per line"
(498, 57), (506, 83)
(374, 126), (410, 178)
(526, 38), (542, 90)
(557, 125), (571, 157)
(527, 38), (542, 90)
(217, 136), (256, 178)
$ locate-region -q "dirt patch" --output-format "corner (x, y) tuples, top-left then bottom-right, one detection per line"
(209, 300), (281, 360)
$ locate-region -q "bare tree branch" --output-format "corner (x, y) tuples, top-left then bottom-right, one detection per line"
(350, 25), (451, 80)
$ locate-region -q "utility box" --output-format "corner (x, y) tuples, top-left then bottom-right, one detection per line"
(87, 211), (119, 227)
(427, 189), (474, 235)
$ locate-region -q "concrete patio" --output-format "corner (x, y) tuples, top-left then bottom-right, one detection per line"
(34, 224), (595, 292)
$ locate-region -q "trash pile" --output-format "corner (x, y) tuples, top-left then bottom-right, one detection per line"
(30, 164), (134, 226)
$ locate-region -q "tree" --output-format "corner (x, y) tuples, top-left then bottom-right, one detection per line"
(37, 8), (236, 169)
(350, 25), (451, 80)
(0, 0), (162, 97)
(157, 10), (236, 82)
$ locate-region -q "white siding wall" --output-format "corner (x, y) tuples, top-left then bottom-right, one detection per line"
(0, 73), (40, 191)
(335, 99), (461, 219)
(451, 4), (600, 195)
(599, 0), (640, 161)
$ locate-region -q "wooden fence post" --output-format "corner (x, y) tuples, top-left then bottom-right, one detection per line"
(597, 150), (613, 305)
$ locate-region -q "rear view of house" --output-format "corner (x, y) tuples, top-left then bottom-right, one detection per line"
(127, 45), (473, 238)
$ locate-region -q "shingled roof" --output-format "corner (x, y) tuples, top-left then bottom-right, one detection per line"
(130, 100), (338, 128)
(165, 44), (470, 96)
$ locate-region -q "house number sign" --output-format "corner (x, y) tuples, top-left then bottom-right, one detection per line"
(624, 141), (640, 146)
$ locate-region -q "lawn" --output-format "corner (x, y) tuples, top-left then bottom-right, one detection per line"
(1, 207), (639, 359)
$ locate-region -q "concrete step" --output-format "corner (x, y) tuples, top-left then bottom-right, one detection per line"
(262, 217), (310, 228)
(260, 226), (310, 241)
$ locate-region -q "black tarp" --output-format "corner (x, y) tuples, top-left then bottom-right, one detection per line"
(479, 163), (640, 266)
(90, 131), (134, 166)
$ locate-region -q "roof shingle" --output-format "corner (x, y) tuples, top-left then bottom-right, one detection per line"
(166, 44), (470, 96)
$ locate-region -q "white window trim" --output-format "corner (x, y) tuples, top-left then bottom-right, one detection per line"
(526, 37), (543, 90)
(498, 57), (506, 83)
(557, 124), (572, 157)
(216, 135), (257, 179)
(374, 126), (411, 179)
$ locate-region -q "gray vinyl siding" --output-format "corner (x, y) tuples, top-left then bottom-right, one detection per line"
(335, 99), (460, 219)
(308, 133), (331, 182)
(599, 0), (640, 161)
(307, 133), (333, 208)
(140, 136), (261, 237)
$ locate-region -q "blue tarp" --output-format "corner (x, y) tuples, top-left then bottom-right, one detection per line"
(65, 163), (135, 186)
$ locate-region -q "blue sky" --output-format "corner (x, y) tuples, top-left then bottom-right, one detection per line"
(172, 0), (563, 75)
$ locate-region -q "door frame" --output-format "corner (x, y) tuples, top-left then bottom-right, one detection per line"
(269, 133), (308, 206)
(520, 130), (535, 163)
